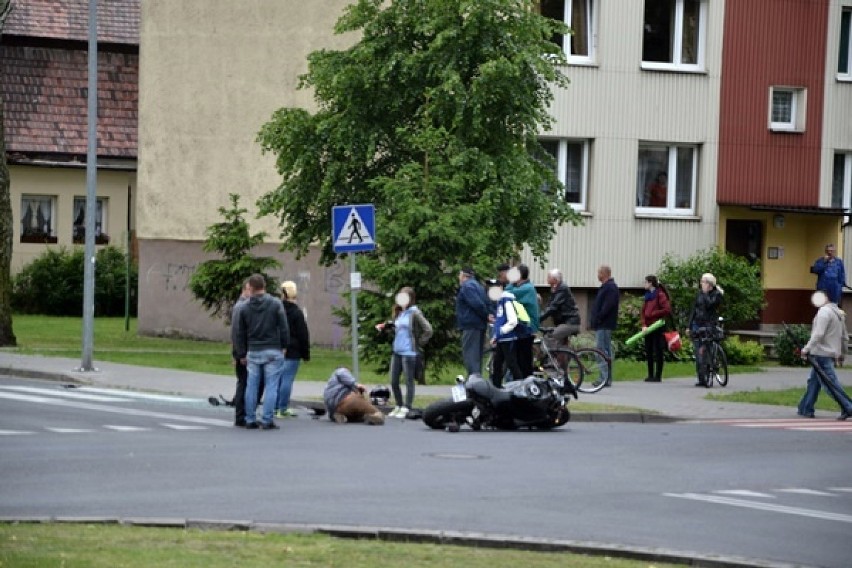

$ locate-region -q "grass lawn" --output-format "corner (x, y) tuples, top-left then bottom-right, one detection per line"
(0, 523), (686, 568)
(706, 386), (848, 412)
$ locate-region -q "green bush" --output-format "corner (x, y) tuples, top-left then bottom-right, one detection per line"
(612, 294), (645, 361)
(774, 325), (810, 367)
(722, 335), (764, 365)
(12, 246), (137, 317)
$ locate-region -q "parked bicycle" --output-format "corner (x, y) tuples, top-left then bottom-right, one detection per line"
(691, 317), (728, 387)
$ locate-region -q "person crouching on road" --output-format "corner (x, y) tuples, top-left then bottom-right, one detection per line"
(323, 367), (385, 425)
(489, 283), (524, 388)
(797, 291), (852, 421)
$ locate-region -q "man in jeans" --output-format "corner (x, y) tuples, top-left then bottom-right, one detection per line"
(323, 367), (384, 424)
(798, 290), (852, 421)
(455, 267), (489, 376)
(590, 265), (619, 387)
(235, 274), (290, 430)
(230, 280), (252, 427)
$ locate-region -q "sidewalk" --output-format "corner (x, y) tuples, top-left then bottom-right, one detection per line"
(1, 352), (845, 421)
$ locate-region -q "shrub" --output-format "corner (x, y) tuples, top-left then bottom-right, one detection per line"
(612, 294), (645, 361)
(774, 325), (810, 367)
(12, 246), (137, 316)
(722, 335), (764, 365)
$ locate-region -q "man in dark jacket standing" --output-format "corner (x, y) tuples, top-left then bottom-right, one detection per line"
(456, 267), (489, 376)
(590, 265), (619, 387)
(540, 268), (581, 350)
(230, 280), (252, 426)
(235, 274), (290, 430)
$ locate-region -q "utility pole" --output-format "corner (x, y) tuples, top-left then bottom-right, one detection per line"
(79, 0), (97, 371)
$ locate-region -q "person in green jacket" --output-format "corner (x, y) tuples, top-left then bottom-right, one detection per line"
(506, 264), (540, 378)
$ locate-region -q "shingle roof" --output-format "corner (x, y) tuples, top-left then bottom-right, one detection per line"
(0, 45), (138, 158)
(3, 0), (139, 45)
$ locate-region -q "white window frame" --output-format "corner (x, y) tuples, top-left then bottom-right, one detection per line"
(839, 6), (852, 81)
(833, 153), (852, 224)
(72, 196), (109, 244)
(20, 194), (58, 243)
(541, 138), (590, 211)
(635, 143), (698, 216)
(641, 0), (708, 73)
(768, 86), (806, 132)
(563, 0), (598, 65)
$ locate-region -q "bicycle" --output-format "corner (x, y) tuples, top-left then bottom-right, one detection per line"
(691, 319), (728, 387)
(535, 327), (611, 394)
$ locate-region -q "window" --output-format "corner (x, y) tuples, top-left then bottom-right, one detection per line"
(539, 138), (590, 210)
(636, 143), (697, 214)
(538, 0), (597, 64)
(20, 195), (57, 244)
(769, 87), (806, 132)
(833, 153), (852, 223)
(839, 7), (851, 78)
(72, 197), (109, 244)
(642, 0), (706, 71)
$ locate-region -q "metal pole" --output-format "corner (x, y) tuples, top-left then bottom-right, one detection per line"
(124, 182), (131, 332)
(350, 253), (359, 379)
(80, 0), (97, 371)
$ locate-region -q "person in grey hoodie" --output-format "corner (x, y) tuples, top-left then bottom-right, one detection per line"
(798, 290), (852, 421)
(235, 274), (290, 430)
(323, 367), (384, 424)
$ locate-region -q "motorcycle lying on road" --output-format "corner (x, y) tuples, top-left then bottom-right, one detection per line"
(423, 373), (576, 432)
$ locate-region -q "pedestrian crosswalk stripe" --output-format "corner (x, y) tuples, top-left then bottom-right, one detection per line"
(705, 418), (852, 433)
(714, 490), (775, 499)
(45, 428), (95, 434)
(828, 487), (852, 492)
(0, 385), (127, 402)
(0, 429), (35, 435)
(104, 425), (150, 432)
(777, 488), (836, 496)
(77, 387), (194, 403)
(161, 423), (207, 430)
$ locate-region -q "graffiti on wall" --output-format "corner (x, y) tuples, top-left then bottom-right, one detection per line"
(146, 262), (197, 292)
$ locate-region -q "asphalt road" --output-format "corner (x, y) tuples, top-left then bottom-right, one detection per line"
(1, 376), (851, 568)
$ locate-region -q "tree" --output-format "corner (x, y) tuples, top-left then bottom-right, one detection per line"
(0, 0), (16, 346)
(656, 248), (765, 330)
(188, 194), (280, 324)
(257, 0), (582, 375)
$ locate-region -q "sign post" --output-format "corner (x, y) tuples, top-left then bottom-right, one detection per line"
(332, 204), (376, 379)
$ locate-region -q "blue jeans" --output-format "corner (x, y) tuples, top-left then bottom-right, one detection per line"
(595, 329), (612, 382)
(276, 358), (301, 412)
(245, 349), (285, 425)
(390, 353), (417, 408)
(798, 355), (852, 416)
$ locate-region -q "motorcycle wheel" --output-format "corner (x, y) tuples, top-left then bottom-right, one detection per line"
(423, 398), (475, 430)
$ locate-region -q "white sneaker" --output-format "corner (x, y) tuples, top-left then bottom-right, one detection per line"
(397, 407), (410, 419)
(389, 406), (401, 418)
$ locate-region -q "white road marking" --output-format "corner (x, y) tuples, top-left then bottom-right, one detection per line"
(45, 428), (95, 434)
(104, 425), (150, 432)
(665, 493), (852, 524)
(714, 490), (775, 499)
(76, 387), (194, 403)
(777, 488), (837, 496)
(0, 429), (35, 435)
(0, 391), (232, 427)
(0, 385), (128, 402)
(161, 423), (207, 430)
(828, 487), (852, 493)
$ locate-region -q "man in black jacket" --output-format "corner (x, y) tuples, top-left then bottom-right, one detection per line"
(590, 265), (619, 387)
(540, 268), (581, 350)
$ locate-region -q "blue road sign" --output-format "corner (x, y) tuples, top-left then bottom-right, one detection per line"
(332, 204), (376, 253)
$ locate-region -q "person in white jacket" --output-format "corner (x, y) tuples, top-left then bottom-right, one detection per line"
(797, 291), (852, 421)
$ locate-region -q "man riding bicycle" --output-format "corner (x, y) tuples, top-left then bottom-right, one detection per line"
(540, 268), (581, 351)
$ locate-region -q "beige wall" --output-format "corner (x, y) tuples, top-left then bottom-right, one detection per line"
(10, 165), (134, 272)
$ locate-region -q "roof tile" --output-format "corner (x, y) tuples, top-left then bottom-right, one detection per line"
(4, 0), (139, 45)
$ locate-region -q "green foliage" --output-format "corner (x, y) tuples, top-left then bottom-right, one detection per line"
(612, 294), (644, 361)
(257, 0), (583, 374)
(656, 247), (765, 329)
(188, 194), (280, 323)
(12, 246), (137, 316)
(722, 335), (764, 365)
(774, 324), (810, 367)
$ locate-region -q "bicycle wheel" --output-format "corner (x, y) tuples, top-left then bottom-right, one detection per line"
(550, 348), (583, 390)
(711, 345), (729, 387)
(575, 348), (610, 394)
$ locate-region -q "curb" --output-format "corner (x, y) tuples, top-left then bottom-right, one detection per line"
(0, 517), (801, 568)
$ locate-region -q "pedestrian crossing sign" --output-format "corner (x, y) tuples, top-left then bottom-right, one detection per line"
(332, 204), (376, 253)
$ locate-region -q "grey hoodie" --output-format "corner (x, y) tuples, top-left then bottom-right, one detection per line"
(234, 293), (289, 358)
(323, 367), (359, 417)
(804, 303), (848, 359)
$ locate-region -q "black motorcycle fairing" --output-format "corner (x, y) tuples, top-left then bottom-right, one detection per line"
(466, 376), (513, 408)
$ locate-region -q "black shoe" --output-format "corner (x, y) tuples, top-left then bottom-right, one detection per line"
(261, 421), (279, 430)
(644, 377), (661, 383)
(234, 420), (246, 428)
(245, 422), (259, 430)
(838, 411), (850, 421)
(694, 381), (705, 387)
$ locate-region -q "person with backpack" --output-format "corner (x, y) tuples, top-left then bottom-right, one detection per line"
(488, 283), (526, 387)
(641, 274), (672, 383)
(505, 264), (540, 378)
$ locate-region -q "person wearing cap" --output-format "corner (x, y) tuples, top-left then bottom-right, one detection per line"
(798, 290), (852, 421)
(323, 367), (385, 424)
(456, 267), (489, 376)
(275, 280), (311, 419)
(810, 243), (846, 305)
(505, 264), (540, 378)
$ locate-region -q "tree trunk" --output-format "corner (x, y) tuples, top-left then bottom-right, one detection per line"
(0, 0), (17, 346)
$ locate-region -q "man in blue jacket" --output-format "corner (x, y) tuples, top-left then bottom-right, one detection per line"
(590, 265), (619, 387)
(456, 267), (489, 376)
(810, 243), (846, 305)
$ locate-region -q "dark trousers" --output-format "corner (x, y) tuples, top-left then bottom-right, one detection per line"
(234, 360), (247, 424)
(516, 335), (534, 378)
(492, 340), (523, 388)
(644, 329), (665, 380)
